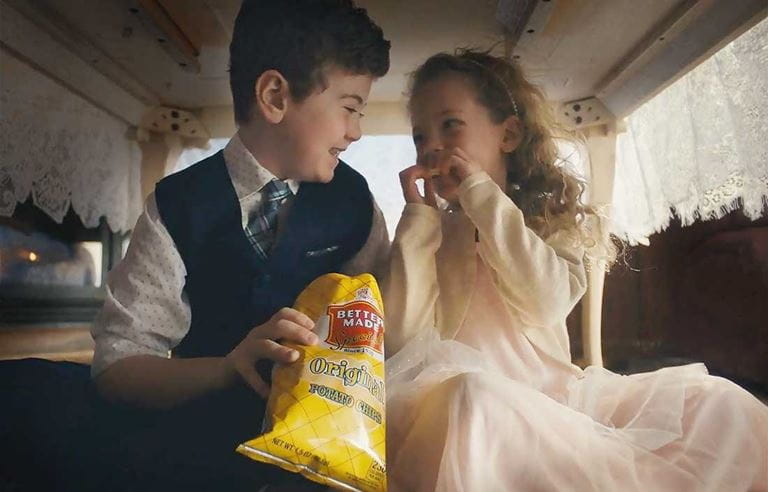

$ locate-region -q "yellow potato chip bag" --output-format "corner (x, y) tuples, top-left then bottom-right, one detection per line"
(237, 273), (386, 491)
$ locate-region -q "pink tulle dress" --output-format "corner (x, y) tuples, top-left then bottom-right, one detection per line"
(386, 255), (768, 491)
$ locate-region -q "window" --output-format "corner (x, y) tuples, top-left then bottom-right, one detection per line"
(0, 198), (127, 323)
(340, 135), (416, 238)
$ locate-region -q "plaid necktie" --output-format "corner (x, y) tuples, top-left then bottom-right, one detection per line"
(245, 179), (292, 260)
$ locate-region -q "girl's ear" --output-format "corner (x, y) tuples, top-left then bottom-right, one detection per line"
(501, 115), (523, 153)
(253, 69), (290, 124)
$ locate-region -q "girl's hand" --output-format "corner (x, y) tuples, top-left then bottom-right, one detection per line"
(399, 164), (438, 207)
(416, 147), (483, 204)
(433, 147), (482, 183)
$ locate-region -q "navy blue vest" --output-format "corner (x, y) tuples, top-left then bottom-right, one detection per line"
(155, 151), (373, 358)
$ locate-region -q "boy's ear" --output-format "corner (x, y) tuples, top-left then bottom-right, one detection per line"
(254, 70), (290, 124)
(501, 116), (524, 153)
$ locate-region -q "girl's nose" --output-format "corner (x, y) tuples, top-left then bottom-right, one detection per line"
(422, 135), (443, 154)
(418, 147), (441, 167)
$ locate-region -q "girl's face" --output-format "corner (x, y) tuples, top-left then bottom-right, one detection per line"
(410, 74), (513, 202)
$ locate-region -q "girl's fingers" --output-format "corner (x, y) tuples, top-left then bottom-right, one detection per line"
(423, 176), (438, 207)
(416, 151), (434, 169)
(437, 154), (460, 179)
(399, 165), (424, 204)
(400, 164), (439, 206)
(452, 146), (472, 162)
(436, 148), (474, 181)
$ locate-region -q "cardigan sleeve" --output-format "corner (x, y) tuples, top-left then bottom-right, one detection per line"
(382, 203), (442, 356)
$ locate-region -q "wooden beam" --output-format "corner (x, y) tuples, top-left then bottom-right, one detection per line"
(596, 0), (701, 100)
(497, 0), (539, 50)
(133, 0), (201, 73)
(197, 101), (414, 138)
(156, 0), (230, 48)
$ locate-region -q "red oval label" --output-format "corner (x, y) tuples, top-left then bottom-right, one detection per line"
(326, 300), (385, 353)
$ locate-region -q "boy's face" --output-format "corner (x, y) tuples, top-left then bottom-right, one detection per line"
(280, 68), (373, 183)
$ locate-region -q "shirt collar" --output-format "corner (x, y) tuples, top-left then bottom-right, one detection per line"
(223, 133), (300, 200)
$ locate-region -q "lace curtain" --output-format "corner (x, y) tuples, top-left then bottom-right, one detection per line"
(611, 16), (768, 245)
(0, 49), (142, 233)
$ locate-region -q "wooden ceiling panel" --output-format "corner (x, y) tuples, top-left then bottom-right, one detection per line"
(510, 0), (689, 103)
(3, 0), (764, 117)
(157, 0), (230, 48)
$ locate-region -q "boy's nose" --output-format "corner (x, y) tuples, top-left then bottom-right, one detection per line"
(346, 119), (362, 142)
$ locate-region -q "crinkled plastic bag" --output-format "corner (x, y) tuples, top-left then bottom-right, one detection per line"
(237, 273), (386, 491)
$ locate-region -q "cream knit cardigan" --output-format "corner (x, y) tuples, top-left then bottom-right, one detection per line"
(383, 171), (587, 365)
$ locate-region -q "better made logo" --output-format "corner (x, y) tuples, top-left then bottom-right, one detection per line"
(326, 300), (385, 353)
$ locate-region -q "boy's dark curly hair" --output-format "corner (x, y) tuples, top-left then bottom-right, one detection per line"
(229, 0), (390, 124)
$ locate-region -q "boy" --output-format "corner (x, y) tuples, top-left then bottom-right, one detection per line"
(90, 0), (390, 488)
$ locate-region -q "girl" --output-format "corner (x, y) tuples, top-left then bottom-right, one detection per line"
(383, 49), (768, 492)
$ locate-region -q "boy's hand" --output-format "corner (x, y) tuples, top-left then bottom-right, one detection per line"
(399, 164), (438, 207)
(226, 307), (318, 398)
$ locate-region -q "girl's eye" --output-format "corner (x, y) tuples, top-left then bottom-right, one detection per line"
(442, 119), (462, 130)
(412, 134), (423, 146)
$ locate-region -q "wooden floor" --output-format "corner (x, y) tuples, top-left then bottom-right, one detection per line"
(0, 323), (93, 364)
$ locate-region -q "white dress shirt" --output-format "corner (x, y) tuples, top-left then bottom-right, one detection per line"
(91, 134), (390, 377)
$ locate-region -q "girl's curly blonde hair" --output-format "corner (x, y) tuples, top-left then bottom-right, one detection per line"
(408, 48), (616, 264)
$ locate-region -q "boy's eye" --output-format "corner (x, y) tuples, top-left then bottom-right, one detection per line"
(345, 107), (364, 117)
